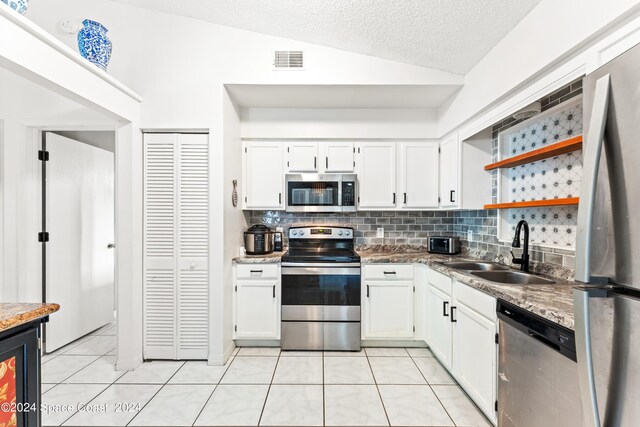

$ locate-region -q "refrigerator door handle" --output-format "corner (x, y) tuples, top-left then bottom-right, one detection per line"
(573, 286), (610, 427)
(576, 74), (610, 283)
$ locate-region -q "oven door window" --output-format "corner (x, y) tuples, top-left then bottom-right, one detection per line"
(282, 271), (360, 306)
(288, 182), (339, 206)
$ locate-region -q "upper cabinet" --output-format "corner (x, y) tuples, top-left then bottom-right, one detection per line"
(439, 135), (460, 208)
(287, 141), (318, 172)
(323, 142), (355, 172)
(286, 141), (354, 173)
(399, 142), (439, 209)
(356, 142), (397, 209)
(243, 141), (284, 210)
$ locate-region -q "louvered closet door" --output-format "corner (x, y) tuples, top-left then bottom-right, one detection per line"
(144, 133), (177, 359)
(144, 133), (209, 360)
(177, 134), (209, 359)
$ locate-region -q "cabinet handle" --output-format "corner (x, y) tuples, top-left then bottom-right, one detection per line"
(250, 270), (263, 274)
(404, 193), (407, 204)
(383, 271), (396, 275)
(273, 285), (276, 298)
(450, 190), (456, 203)
(314, 156), (317, 169)
(366, 284), (370, 298)
(279, 192), (282, 205)
(443, 301), (449, 317)
(393, 193), (396, 204)
(450, 306), (457, 322)
(326, 157), (329, 169)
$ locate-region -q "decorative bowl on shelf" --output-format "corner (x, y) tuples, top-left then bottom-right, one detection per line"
(1, 0), (29, 15)
(77, 19), (112, 71)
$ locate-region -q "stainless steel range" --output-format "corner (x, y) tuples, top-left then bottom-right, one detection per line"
(281, 226), (361, 351)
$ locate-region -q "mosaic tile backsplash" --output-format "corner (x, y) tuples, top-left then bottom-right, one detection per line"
(503, 100), (583, 248)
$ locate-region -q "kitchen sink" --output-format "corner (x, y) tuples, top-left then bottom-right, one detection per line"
(471, 270), (555, 285)
(441, 261), (510, 271)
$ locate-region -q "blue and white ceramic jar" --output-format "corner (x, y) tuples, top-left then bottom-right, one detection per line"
(77, 19), (112, 71)
(1, 0), (29, 15)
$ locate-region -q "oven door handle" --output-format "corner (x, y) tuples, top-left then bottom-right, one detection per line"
(282, 266), (361, 275)
(281, 262), (361, 268)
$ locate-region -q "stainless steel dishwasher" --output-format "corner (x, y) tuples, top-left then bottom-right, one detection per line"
(497, 301), (583, 427)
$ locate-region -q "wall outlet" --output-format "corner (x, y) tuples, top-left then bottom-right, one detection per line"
(377, 227), (385, 238)
(467, 230), (473, 242)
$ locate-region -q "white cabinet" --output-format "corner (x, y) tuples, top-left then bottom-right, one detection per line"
(426, 283), (453, 370)
(233, 265), (280, 340)
(362, 264), (414, 340)
(323, 141), (354, 172)
(399, 142), (439, 208)
(243, 141), (284, 209)
(452, 296), (497, 420)
(439, 135), (460, 208)
(424, 267), (497, 424)
(356, 142), (397, 209)
(287, 141), (318, 172)
(143, 133), (209, 360)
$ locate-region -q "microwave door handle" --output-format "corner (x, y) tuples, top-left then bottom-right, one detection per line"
(576, 74), (610, 283)
(574, 287), (610, 427)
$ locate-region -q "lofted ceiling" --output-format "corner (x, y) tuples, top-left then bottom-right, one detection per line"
(109, 0), (541, 74)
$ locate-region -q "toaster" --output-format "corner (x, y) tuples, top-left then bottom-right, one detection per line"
(428, 236), (460, 254)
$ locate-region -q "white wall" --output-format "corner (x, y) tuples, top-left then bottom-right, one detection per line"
(438, 0), (640, 136)
(240, 108), (438, 139)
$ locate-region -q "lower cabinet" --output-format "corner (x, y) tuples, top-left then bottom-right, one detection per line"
(362, 264), (415, 340)
(233, 265), (280, 340)
(425, 268), (497, 424)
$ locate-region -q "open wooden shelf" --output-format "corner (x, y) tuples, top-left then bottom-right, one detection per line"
(484, 135), (583, 171)
(484, 197), (579, 210)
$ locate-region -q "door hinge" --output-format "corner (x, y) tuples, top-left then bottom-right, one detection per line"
(38, 232), (49, 242)
(38, 150), (49, 161)
(234, 285), (237, 292)
(287, 147), (290, 153)
(495, 400), (498, 412)
(244, 196), (247, 202)
(357, 147), (361, 153)
(353, 147), (355, 153)
(244, 147), (247, 153)
(413, 325), (415, 333)
(438, 147), (441, 154)
(353, 161), (355, 167)
(287, 161), (290, 167)
(413, 286), (416, 292)
(495, 333), (499, 344)
(234, 325), (237, 332)
(438, 197), (441, 203)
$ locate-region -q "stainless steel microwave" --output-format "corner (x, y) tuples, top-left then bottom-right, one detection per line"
(285, 174), (357, 213)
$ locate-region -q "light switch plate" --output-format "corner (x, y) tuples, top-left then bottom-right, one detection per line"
(467, 230), (473, 242)
(377, 227), (384, 238)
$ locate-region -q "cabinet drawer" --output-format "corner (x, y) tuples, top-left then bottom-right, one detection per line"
(363, 264), (414, 280)
(236, 264), (279, 279)
(427, 268), (452, 295)
(453, 281), (496, 321)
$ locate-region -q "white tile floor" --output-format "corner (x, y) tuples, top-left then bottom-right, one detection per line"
(41, 336), (491, 427)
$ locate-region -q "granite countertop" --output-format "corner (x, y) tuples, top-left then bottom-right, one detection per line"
(233, 251), (284, 264)
(0, 303), (60, 333)
(233, 246), (579, 330)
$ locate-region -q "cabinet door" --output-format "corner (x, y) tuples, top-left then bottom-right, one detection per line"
(400, 142), (439, 208)
(452, 300), (497, 421)
(439, 135), (459, 208)
(235, 279), (280, 339)
(426, 284), (453, 370)
(363, 280), (414, 339)
(323, 141), (354, 172)
(357, 142), (397, 209)
(287, 141), (318, 172)
(243, 142), (284, 209)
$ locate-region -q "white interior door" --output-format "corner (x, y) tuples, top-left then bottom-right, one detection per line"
(45, 132), (115, 352)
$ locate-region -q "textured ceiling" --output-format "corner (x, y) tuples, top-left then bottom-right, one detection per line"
(108, 0), (541, 74)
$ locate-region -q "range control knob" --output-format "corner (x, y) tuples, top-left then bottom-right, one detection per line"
(344, 229), (351, 236)
(337, 230), (343, 236)
(299, 230), (305, 236)
(292, 230), (298, 236)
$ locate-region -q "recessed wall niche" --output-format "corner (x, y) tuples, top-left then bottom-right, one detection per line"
(496, 96), (583, 249)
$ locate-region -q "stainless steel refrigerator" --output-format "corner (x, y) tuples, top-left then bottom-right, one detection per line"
(574, 43), (640, 427)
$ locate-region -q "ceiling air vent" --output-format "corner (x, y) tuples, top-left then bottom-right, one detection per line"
(274, 51), (303, 69)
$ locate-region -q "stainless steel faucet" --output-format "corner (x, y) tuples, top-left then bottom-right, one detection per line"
(511, 220), (530, 272)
